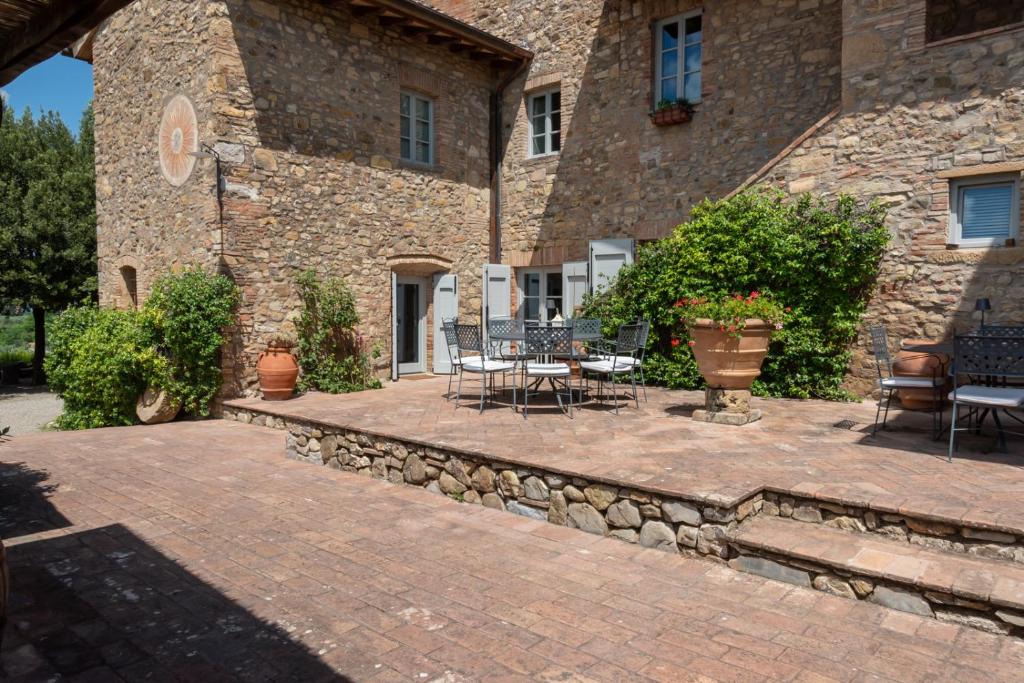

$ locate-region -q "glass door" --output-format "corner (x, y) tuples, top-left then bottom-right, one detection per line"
(396, 277), (426, 374)
(519, 268), (563, 323)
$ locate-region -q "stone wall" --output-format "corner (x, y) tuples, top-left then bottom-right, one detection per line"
(94, 0), (221, 309)
(430, 0), (843, 265)
(750, 0), (1024, 393)
(96, 0), (506, 394)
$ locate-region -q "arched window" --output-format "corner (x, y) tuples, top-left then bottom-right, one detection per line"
(120, 266), (138, 310)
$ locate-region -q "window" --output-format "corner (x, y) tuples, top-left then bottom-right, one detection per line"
(655, 11), (702, 105)
(949, 174), (1020, 247)
(926, 0), (1024, 43)
(119, 266), (138, 310)
(519, 268), (563, 322)
(400, 92), (433, 165)
(528, 89), (561, 158)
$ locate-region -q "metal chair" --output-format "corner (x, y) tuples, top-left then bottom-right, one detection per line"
(521, 326), (576, 419)
(454, 323), (516, 413)
(579, 323), (642, 414)
(869, 325), (944, 438)
(441, 318), (467, 401)
(487, 317), (530, 362)
(948, 334), (1024, 461)
(556, 318), (600, 362)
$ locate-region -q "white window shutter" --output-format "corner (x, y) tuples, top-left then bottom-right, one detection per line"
(432, 274), (458, 374)
(562, 261), (588, 317)
(390, 271), (399, 381)
(482, 264), (511, 320)
(589, 239), (634, 294)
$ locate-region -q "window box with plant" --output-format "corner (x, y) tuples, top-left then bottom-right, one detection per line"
(650, 98), (695, 126)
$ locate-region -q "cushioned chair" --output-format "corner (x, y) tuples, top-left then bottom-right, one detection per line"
(948, 333), (1024, 461)
(520, 326), (575, 419)
(579, 323), (642, 414)
(454, 323), (515, 413)
(869, 324), (944, 438)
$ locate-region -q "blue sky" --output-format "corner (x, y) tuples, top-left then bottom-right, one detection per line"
(1, 55), (94, 137)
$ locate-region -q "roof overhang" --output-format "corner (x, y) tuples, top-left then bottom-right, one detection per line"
(0, 0), (134, 86)
(345, 0), (532, 68)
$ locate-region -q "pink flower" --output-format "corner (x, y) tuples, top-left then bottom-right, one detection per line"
(750, 291), (760, 299)
(687, 340), (696, 347)
(671, 338), (681, 347)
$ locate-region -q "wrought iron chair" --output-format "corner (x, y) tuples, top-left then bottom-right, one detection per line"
(487, 317), (530, 362)
(869, 325), (944, 438)
(587, 319), (650, 402)
(555, 318), (600, 362)
(579, 323), (642, 414)
(520, 326), (576, 419)
(441, 318), (467, 401)
(948, 334), (1024, 461)
(454, 323), (516, 413)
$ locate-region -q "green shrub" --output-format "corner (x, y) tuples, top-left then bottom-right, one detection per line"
(143, 267), (239, 415)
(45, 305), (169, 430)
(581, 189), (889, 400)
(45, 267), (239, 429)
(296, 269), (381, 393)
(0, 348), (32, 365)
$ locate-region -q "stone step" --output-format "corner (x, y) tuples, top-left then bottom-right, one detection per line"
(729, 515), (1024, 635)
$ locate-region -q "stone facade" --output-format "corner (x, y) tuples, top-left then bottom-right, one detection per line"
(94, 0), (508, 393)
(745, 0), (1024, 393)
(431, 0), (843, 265)
(95, 0), (1024, 397)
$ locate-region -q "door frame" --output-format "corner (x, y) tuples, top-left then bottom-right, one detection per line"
(396, 275), (428, 375)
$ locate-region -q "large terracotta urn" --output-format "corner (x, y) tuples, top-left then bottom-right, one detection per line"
(257, 345), (299, 400)
(893, 341), (949, 410)
(689, 318), (773, 389)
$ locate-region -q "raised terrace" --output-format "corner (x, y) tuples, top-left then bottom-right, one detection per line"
(226, 378), (1024, 637)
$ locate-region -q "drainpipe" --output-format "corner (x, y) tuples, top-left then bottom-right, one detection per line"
(490, 60), (530, 264)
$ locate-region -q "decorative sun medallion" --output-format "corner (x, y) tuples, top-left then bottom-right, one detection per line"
(158, 94), (198, 187)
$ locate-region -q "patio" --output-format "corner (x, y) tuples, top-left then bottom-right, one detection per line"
(226, 378), (1024, 530)
(3, 420), (1024, 680)
(225, 378), (1024, 636)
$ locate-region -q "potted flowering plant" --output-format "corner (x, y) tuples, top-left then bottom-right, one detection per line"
(674, 292), (786, 390)
(650, 98), (695, 126)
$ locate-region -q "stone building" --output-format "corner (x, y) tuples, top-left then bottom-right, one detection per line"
(91, 0), (1024, 396)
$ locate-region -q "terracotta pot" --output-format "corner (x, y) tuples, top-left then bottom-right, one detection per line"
(257, 345), (299, 400)
(689, 319), (773, 390)
(893, 341), (949, 410)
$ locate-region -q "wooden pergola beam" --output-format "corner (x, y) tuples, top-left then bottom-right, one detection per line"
(0, 0), (134, 86)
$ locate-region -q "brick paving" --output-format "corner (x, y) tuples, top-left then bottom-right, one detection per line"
(2, 421), (1024, 681)
(227, 378), (1024, 533)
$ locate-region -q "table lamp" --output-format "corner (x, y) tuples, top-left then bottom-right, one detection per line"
(974, 297), (991, 327)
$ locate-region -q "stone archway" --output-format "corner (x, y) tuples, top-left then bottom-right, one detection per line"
(114, 255), (143, 310)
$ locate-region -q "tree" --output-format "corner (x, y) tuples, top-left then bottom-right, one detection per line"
(0, 104), (97, 382)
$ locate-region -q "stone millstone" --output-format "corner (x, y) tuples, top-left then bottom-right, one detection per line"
(136, 387), (181, 425)
(692, 408), (763, 425)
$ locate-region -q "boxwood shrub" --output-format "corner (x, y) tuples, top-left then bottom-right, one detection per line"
(581, 189), (889, 400)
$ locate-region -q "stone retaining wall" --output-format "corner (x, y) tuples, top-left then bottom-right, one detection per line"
(761, 491), (1024, 565)
(222, 405), (1024, 637)
(728, 549), (1024, 637)
(222, 406), (757, 560)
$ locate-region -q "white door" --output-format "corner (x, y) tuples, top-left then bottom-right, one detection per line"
(432, 273), (458, 374)
(589, 239), (634, 294)
(562, 261), (588, 318)
(395, 276), (427, 375)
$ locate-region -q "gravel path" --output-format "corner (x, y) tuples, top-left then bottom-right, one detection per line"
(0, 386), (62, 434)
